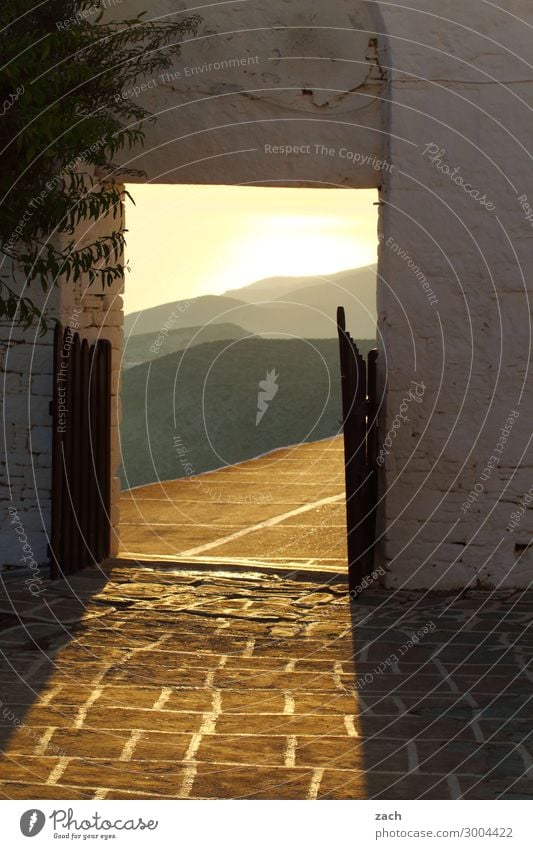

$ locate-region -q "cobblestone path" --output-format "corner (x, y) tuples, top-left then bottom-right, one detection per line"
(119, 437), (347, 572)
(1, 564), (532, 799)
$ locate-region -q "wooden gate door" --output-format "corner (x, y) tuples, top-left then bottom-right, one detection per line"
(337, 306), (378, 593)
(50, 324), (112, 578)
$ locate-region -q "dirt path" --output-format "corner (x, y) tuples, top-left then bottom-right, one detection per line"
(119, 437), (347, 573)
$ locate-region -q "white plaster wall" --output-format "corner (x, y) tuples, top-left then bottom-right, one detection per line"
(0, 191), (124, 569)
(373, 0), (533, 588)
(110, 0), (385, 187)
(2, 0), (383, 572)
(3, 1), (533, 589)
(55, 198), (125, 559)
(107, 0), (385, 566)
(113, 0), (533, 588)
(0, 276), (57, 568)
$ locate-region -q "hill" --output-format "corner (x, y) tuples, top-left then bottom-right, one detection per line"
(120, 336), (376, 489)
(226, 264), (376, 305)
(272, 266), (376, 339)
(223, 273), (323, 303)
(124, 295), (248, 338)
(124, 265), (377, 345)
(122, 322), (248, 369)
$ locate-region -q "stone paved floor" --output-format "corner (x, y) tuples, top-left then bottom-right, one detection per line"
(120, 437), (347, 571)
(1, 564), (533, 799)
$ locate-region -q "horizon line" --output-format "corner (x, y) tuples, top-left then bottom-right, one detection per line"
(123, 262), (377, 317)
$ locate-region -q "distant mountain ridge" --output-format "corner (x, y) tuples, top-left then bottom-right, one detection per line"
(123, 322), (248, 369)
(124, 265), (377, 342)
(124, 295), (247, 338)
(120, 336), (376, 489)
(120, 266), (377, 488)
(224, 264), (376, 304)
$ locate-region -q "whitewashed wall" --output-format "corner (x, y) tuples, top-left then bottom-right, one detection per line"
(3, 0), (533, 589)
(108, 0), (385, 566)
(1, 279), (58, 570)
(374, 1), (533, 588)
(1, 197), (124, 570)
(110, 0), (385, 188)
(54, 203), (125, 559)
(114, 0), (533, 588)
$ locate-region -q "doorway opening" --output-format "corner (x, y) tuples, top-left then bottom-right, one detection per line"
(117, 184), (379, 578)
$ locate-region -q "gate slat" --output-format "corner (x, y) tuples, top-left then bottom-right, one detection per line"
(50, 323), (112, 577)
(367, 348), (379, 549)
(78, 339), (91, 570)
(87, 342), (98, 562)
(95, 339), (112, 562)
(337, 307), (378, 594)
(70, 332), (82, 575)
(104, 339), (112, 559)
(50, 324), (64, 580)
(60, 329), (75, 575)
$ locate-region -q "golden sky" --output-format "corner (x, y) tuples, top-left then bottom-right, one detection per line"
(123, 185), (378, 315)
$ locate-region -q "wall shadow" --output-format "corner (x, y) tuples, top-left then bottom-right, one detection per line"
(0, 567), (110, 775)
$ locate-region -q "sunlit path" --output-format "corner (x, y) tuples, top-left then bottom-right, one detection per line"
(119, 437), (347, 573)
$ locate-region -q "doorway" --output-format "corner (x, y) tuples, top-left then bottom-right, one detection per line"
(117, 184), (379, 577)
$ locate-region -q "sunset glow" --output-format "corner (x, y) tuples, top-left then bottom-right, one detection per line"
(123, 184), (378, 314)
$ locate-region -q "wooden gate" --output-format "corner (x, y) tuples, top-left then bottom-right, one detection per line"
(337, 306), (378, 593)
(50, 324), (112, 578)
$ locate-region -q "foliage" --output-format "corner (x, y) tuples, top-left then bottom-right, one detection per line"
(0, 0), (201, 329)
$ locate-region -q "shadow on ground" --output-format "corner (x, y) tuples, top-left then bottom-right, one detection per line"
(0, 563), (532, 799)
(350, 586), (533, 800)
(0, 567), (110, 785)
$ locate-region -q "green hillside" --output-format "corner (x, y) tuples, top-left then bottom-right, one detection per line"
(122, 322), (248, 369)
(120, 337), (376, 489)
(124, 295), (248, 338)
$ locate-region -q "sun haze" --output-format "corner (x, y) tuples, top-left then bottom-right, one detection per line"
(123, 184), (378, 314)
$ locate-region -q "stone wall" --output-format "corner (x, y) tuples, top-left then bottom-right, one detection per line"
(54, 198), (125, 558)
(374, 1), (533, 588)
(0, 0), (382, 572)
(3, 0), (533, 588)
(1, 278), (58, 569)
(112, 0), (533, 587)
(1, 189), (124, 570)
(109, 0), (385, 188)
